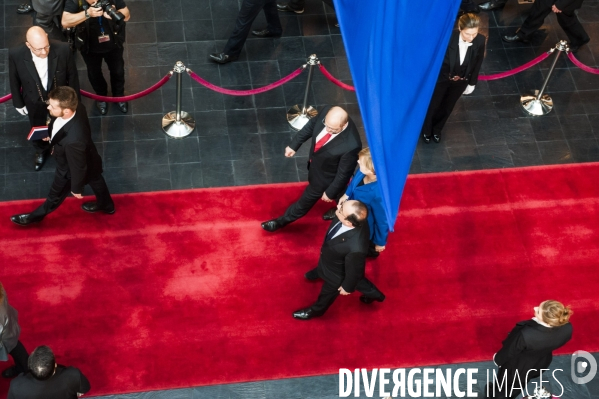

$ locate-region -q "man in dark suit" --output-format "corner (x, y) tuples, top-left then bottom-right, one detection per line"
(261, 105), (362, 232)
(9, 26), (80, 171)
(10, 86), (115, 226)
(503, 0), (589, 52)
(293, 200), (385, 320)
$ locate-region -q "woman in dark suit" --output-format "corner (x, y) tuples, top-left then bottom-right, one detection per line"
(486, 300), (573, 398)
(422, 13), (486, 144)
(323, 148), (389, 257)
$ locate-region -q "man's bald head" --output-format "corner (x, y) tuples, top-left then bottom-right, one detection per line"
(323, 106), (349, 134)
(26, 27), (50, 59)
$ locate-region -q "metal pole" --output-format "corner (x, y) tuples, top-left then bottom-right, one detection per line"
(162, 61), (195, 138)
(520, 40), (568, 116)
(286, 54), (319, 131)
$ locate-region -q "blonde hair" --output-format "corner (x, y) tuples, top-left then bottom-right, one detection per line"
(458, 13), (480, 31)
(358, 147), (375, 174)
(540, 300), (572, 327)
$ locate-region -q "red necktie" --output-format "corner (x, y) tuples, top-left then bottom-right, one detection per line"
(314, 133), (332, 153)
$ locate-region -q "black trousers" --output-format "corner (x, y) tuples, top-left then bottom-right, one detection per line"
(460, 0), (478, 11)
(223, 0), (282, 57)
(26, 101), (51, 154)
(278, 183), (325, 225)
(81, 47), (126, 97)
(8, 341), (29, 375)
(306, 267), (384, 314)
(288, 0), (335, 10)
(518, 0), (589, 46)
(421, 79), (468, 137)
(29, 172), (113, 222)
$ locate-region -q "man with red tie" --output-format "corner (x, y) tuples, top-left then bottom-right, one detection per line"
(261, 105), (362, 232)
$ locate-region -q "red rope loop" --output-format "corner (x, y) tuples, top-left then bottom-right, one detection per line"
(0, 93), (12, 104)
(567, 51), (599, 74)
(81, 72), (174, 102)
(479, 51), (552, 81)
(318, 65), (355, 91)
(187, 67), (305, 96)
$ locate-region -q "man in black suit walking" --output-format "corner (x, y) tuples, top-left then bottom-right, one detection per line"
(293, 200), (385, 320)
(10, 86), (115, 226)
(9, 26), (80, 171)
(261, 105), (362, 232)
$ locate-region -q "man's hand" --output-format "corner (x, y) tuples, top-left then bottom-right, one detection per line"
(72, 192), (83, 199)
(338, 287), (350, 295)
(284, 146), (296, 157)
(552, 4), (562, 13)
(16, 106), (28, 116)
(321, 192), (332, 202)
(87, 6), (104, 18)
(42, 137), (51, 142)
(375, 245), (386, 253)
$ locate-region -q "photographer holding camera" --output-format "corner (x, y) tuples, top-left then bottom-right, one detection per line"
(61, 0), (130, 115)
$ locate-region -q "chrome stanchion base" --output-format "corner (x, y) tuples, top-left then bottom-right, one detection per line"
(287, 105), (318, 131)
(521, 91), (553, 116)
(162, 111), (196, 138)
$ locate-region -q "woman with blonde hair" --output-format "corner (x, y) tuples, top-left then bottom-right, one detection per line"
(486, 300), (573, 398)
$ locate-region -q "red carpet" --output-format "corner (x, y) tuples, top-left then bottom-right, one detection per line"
(1, 162), (598, 397)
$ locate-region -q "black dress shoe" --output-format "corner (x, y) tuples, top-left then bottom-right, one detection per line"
(17, 3), (33, 14)
(479, 0), (507, 11)
(432, 134), (441, 143)
(10, 214), (36, 226)
(322, 208), (336, 220)
(304, 269), (319, 281)
(81, 202), (116, 214)
(96, 101), (108, 115)
(252, 29), (282, 38)
(209, 53), (238, 64)
(359, 294), (386, 304)
(422, 134), (431, 144)
(292, 308), (322, 320)
(261, 218), (284, 232)
(277, 3), (304, 13)
(34, 152), (47, 171)
(2, 366), (19, 379)
(118, 102), (128, 113)
(502, 34), (527, 44)
(569, 38), (590, 54)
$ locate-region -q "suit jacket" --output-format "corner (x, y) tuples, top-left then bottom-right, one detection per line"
(8, 40), (80, 126)
(494, 319), (573, 384)
(0, 287), (21, 361)
(438, 31), (486, 86)
(288, 105), (362, 199)
(49, 103), (104, 194)
(345, 170), (389, 246)
(554, 0), (584, 12)
(317, 217), (370, 293)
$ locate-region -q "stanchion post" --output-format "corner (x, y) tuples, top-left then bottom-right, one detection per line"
(286, 54), (319, 131)
(162, 61), (196, 138)
(520, 40), (568, 116)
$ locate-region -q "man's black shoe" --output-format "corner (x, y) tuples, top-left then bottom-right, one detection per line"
(81, 202), (116, 214)
(252, 29), (282, 38)
(261, 219), (284, 232)
(17, 3), (33, 14)
(422, 134), (431, 144)
(293, 308), (322, 320)
(479, 0), (507, 11)
(96, 101), (108, 115)
(118, 102), (128, 113)
(304, 269), (319, 281)
(569, 38), (590, 54)
(277, 4), (304, 13)
(432, 134), (441, 143)
(359, 294), (386, 304)
(10, 214), (36, 226)
(503, 34), (528, 44)
(209, 53), (238, 64)
(34, 152), (46, 171)
(322, 208), (336, 220)
(2, 366), (19, 379)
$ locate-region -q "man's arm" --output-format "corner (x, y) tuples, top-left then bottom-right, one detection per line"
(468, 37), (486, 86)
(8, 52), (25, 109)
(78, 369), (91, 396)
(62, 6), (104, 28)
(494, 324), (527, 366)
(64, 141), (88, 195)
(65, 47), (81, 99)
(116, 6), (130, 22)
(288, 109), (323, 152)
(340, 251), (366, 293)
(324, 146), (360, 199)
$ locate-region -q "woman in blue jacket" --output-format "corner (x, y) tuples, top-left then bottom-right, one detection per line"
(323, 147), (389, 257)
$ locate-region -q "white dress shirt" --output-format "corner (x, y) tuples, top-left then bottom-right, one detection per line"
(51, 112), (76, 140)
(458, 37), (472, 66)
(315, 125), (342, 148)
(329, 221), (353, 240)
(30, 51), (49, 90)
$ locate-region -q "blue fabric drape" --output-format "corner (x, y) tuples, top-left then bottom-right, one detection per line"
(334, 0), (461, 230)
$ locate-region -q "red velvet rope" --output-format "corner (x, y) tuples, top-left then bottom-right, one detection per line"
(81, 72), (174, 102)
(318, 65), (356, 91)
(187, 67), (305, 96)
(0, 93), (12, 104)
(479, 51), (552, 81)
(567, 52), (599, 75)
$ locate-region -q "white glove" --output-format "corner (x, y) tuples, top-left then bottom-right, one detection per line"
(463, 85), (475, 95)
(16, 106), (28, 115)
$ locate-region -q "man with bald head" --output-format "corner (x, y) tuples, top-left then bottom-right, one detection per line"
(262, 105), (362, 232)
(9, 26), (79, 171)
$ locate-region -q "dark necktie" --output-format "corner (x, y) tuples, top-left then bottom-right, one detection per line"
(326, 222), (342, 241)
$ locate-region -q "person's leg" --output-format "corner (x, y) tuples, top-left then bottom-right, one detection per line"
(81, 51), (109, 96)
(517, 0), (553, 39)
(28, 173), (72, 222)
(421, 81), (450, 139)
(287, 0), (306, 11)
(263, 0), (283, 35)
(9, 341), (29, 375)
(431, 81), (468, 137)
(27, 103), (51, 159)
(355, 277), (385, 301)
(103, 47), (126, 97)
(557, 10), (590, 48)
(86, 174), (115, 210)
(223, 0), (264, 57)
(279, 184), (324, 225)
(310, 280), (341, 314)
